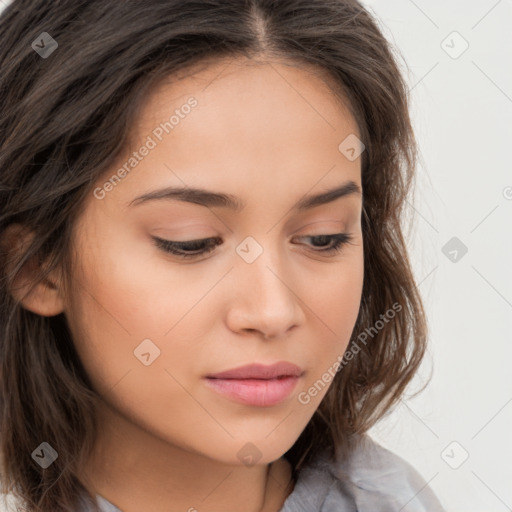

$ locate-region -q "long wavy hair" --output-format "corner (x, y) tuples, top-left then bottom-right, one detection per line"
(0, 0), (427, 510)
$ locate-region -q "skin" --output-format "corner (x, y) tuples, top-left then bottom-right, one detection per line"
(10, 57), (364, 512)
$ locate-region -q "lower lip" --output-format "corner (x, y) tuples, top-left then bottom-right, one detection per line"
(204, 376), (300, 406)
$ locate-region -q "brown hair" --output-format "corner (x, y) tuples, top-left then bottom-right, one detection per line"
(0, 0), (427, 510)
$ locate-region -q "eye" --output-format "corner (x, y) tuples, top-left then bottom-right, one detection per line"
(152, 233), (354, 260)
(152, 236), (222, 260)
(297, 233), (354, 256)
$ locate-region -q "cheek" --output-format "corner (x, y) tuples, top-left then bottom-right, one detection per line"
(310, 248), (364, 334)
(63, 230), (221, 395)
(68, 222), (205, 336)
(300, 253), (364, 397)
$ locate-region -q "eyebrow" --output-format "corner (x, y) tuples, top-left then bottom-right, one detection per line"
(127, 180), (361, 212)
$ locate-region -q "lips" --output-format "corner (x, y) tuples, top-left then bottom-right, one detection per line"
(204, 362), (303, 407)
(206, 362), (303, 380)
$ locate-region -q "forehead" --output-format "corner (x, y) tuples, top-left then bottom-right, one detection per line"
(134, 56), (360, 146)
(90, 56), (363, 216)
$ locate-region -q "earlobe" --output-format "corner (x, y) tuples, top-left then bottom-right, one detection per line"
(1, 223), (66, 317)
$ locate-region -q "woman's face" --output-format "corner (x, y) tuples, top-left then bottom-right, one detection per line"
(64, 57), (364, 466)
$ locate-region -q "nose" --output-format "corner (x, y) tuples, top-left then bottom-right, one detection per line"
(225, 246), (306, 340)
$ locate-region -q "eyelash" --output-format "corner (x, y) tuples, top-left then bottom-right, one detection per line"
(152, 233), (354, 260)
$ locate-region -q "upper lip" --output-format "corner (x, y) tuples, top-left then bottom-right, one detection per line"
(205, 362), (303, 380)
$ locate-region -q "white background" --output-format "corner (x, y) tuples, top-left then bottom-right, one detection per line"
(1, 0), (511, 510)
(361, 1), (512, 511)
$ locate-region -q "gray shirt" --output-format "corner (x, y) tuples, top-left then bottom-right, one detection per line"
(278, 434), (445, 511)
(1, 435), (446, 511)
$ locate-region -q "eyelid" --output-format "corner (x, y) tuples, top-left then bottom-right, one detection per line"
(151, 232), (353, 260)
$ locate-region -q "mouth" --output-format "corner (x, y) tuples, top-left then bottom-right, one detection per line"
(204, 362), (303, 407)
(204, 376), (301, 407)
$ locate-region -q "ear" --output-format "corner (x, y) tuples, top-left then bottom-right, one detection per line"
(1, 223), (66, 316)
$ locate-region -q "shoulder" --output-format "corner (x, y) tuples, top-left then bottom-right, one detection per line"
(280, 434), (446, 512)
(331, 434), (446, 511)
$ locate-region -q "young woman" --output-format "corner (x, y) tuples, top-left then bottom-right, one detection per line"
(0, 1), (446, 511)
